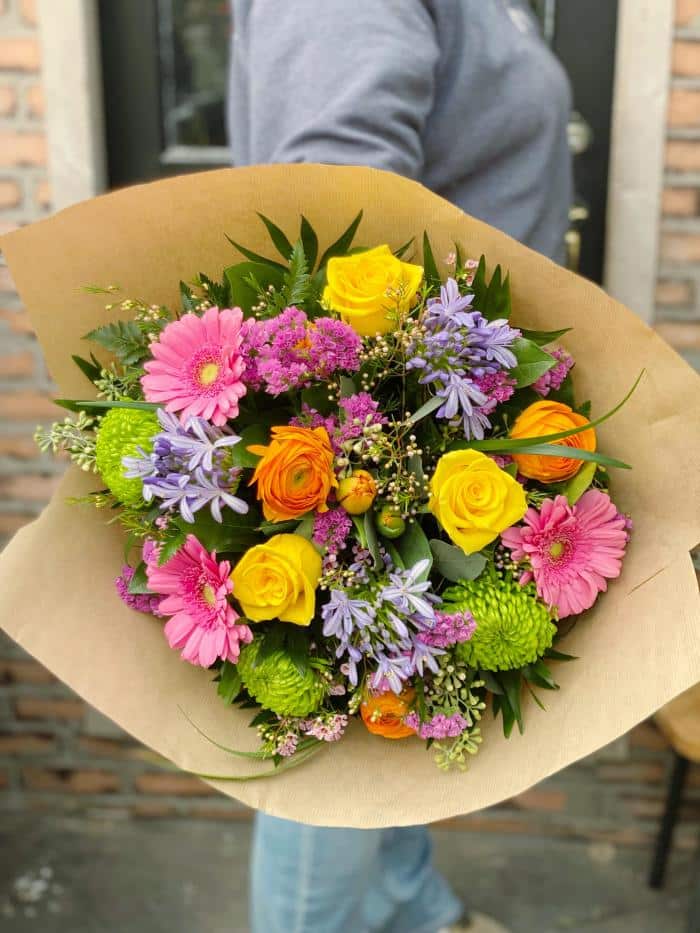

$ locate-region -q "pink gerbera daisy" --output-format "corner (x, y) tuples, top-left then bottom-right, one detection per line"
(501, 489), (629, 619)
(141, 307), (246, 426)
(145, 534), (252, 667)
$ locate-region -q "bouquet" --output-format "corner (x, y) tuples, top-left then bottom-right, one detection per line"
(36, 210), (635, 775)
(1, 165), (698, 826)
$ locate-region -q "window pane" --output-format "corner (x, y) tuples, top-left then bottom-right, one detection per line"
(158, 0), (230, 151)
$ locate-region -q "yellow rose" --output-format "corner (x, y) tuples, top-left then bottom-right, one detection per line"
(323, 244), (423, 337)
(231, 534), (322, 626)
(429, 449), (527, 555)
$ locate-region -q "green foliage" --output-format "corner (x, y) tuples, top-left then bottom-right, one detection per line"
(422, 231), (441, 291)
(509, 337), (556, 389)
(257, 213), (294, 260)
(157, 525), (187, 566)
(224, 261), (285, 315)
(429, 540), (486, 583)
(563, 461), (597, 505)
(396, 521), (432, 580)
(85, 320), (149, 366)
(317, 210), (364, 269)
(468, 256), (512, 321)
(71, 353), (102, 385)
(300, 215), (319, 270)
(229, 424), (267, 468)
(519, 327), (572, 346)
(281, 241), (313, 307)
(216, 662), (243, 705)
(126, 561), (151, 595)
(174, 505), (261, 554)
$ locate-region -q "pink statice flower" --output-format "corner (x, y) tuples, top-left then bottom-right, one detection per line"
(532, 347), (575, 397)
(115, 565), (165, 617)
(313, 507), (352, 553)
(290, 404), (338, 438)
(145, 534), (252, 667)
(240, 307), (361, 395)
(337, 392), (387, 445)
(301, 713), (349, 742)
(141, 307), (246, 427)
(501, 489), (629, 619)
(420, 610), (476, 649)
(404, 711), (469, 740)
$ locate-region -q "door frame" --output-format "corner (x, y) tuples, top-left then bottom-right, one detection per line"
(39, 0), (671, 322)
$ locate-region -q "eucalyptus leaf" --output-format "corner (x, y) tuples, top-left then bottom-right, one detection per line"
(429, 539), (486, 583)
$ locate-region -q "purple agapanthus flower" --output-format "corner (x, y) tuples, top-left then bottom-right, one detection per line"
(123, 408), (248, 523)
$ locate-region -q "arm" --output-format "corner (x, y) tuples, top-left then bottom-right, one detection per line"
(235, 0), (439, 177)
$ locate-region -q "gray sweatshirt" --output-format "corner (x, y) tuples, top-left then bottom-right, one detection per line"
(228, 0), (572, 262)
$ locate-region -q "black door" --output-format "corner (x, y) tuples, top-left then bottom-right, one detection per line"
(99, 0), (617, 283)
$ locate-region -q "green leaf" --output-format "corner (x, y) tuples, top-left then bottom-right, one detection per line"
(394, 237), (415, 260)
(469, 256), (512, 321)
(196, 273), (230, 308)
(285, 628), (310, 677)
(480, 670), (504, 695)
(422, 231), (441, 289)
(544, 647), (578, 662)
(563, 460), (597, 505)
(396, 521), (432, 580)
(522, 659), (559, 691)
(217, 662), (243, 705)
(224, 261), (286, 316)
(282, 241), (311, 307)
(127, 561), (152, 595)
(294, 515), (315, 541)
(519, 327), (572, 346)
(502, 443), (630, 470)
(339, 375), (357, 398)
(407, 394), (443, 425)
(300, 215), (319, 271)
(363, 510), (382, 569)
(429, 540), (486, 583)
(257, 213), (294, 260)
(256, 627), (286, 666)
(257, 519), (299, 537)
(230, 424), (267, 469)
(499, 670), (524, 735)
(318, 210), (364, 269)
(224, 234), (287, 271)
(509, 337), (556, 389)
(71, 354), (102, 384)
(180, 280), (199, 312)
(53, 398), (158, 414)
(84, 320), (149, 366)
(175, 506), (261, 554)
(157, 527), (187, 566)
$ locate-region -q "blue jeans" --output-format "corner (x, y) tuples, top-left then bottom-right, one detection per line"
(250, 813), (463, 933)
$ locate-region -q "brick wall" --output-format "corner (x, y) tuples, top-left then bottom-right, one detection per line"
(0, 0), (699, 840)
(656, 0), (700, 369)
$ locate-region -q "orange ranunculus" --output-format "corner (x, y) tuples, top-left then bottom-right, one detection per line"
(360, 688), (417, 740)
(510, 400), (596, 483)
(248, 425), (338, 521)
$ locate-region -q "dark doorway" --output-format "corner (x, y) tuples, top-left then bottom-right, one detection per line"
(99, 0), (618, 283)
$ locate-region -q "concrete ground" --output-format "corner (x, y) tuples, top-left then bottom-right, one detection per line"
(0, 814), (695, 933)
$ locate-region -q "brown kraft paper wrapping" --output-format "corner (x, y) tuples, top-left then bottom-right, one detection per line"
(0, 165), (699, 828)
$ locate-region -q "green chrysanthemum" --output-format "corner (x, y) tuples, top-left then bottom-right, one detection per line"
(95, 407), (159, 506)
(444, 575), (556, 672)
(237, 638), (326, 717)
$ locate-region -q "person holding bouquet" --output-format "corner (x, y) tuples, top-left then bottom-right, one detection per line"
(227, 1), (573, 932)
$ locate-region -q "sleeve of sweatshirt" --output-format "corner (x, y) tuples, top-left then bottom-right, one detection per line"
(235, 0), (439, 178)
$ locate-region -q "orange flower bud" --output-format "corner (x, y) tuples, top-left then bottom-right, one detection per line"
(360, 688), (416, 740)
(336, 469), (377, 515)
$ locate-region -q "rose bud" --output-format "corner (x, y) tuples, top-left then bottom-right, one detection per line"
(375, 505), (406, 539)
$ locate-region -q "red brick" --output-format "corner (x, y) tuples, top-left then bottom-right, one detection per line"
(0, 733), (56, 754)
(666, 140), (700, 172)
(0, 434), (41, 459)
(22, 767), (120, 794)
(0, 178), (21, 208)
(669, 88), (700, 128)
(78, 737), (145, 760)
(19, 0), (38, 26)
(0, 37), (41, 71)
(0, 391), (59, 421)
(677, 0), (700, 27)
(15, 697), (85, 721)
(654, 320), (700, 350)
(34, 177), (50, 208)
(655, 279), (694, 305)
(629, 721), (670, 751)
(0, 131), (47, 168)
(511, 788), (567, 812)
(662, 187), (698, 216)
(0, 658), (54, 684)
(0, 513), (34, 535)
(181, 805), (250, 821)
(24, 82), (43, 118)
(134, 772), (215, 796)
(673, 41), (700, 77)
(0, 84), (16, 116)
(131, 802), (179, 819)
(0, 772), (7, 790)
(0, 349), (34, 378)
(660, 232), (700, 263)
(0, 307), (35, 335)
(598, 761), (666, 784)
(0, 473), (61, 502)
